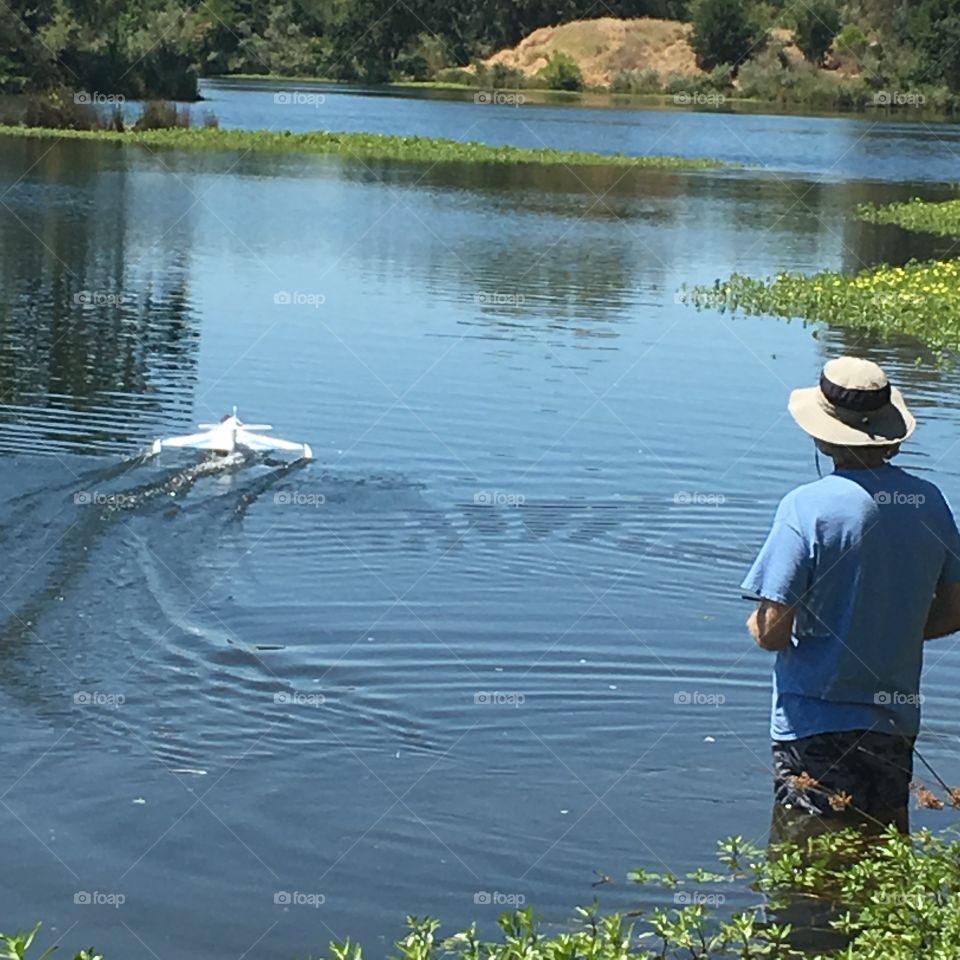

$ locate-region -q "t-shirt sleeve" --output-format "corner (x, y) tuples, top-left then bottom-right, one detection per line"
(937, 494), (960, 587)
(741, 495), (811, 607)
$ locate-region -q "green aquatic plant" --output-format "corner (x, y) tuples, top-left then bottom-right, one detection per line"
(307, 824), (960, 959)
(0, 924), (101, 960)
(856, 197), (960, 237)
(684, 258), (960, 357)
(0, 124), (726, 171)
(10, 820), (960, 959)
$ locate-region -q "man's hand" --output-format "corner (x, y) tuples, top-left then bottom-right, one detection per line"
(924, 581), (960, 640)
(747, 600), (795, 651)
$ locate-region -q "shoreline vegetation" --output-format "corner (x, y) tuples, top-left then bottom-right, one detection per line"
(6, 0), (960, 117)
(0, 121), (726, 171)
(9, 822), (960, 959)
(685, 198), (960, 359)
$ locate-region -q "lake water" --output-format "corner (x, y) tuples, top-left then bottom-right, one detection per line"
(2, 80), (960, 958)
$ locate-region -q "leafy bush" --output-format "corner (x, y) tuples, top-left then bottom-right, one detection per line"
(538, 51), (584, 91)
(394, 53), (431, 81)
(736, 47), (872, 105)
(19, 88), (100, 130)
(835, 23), (869, 54)
(134, 101), (191, 130)
(490, 62), (525, 88)
(401, 32), (450, 79)
(793, 0), (842, 63)
(707, 63), (735, 90)
(434, 67), (474, 85)
(665, 72), (721, 96)
(610, 68), (663, 94)
(689, 0), (766, 71)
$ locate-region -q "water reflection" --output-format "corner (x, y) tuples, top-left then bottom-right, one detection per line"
(0, 139), (201, 454)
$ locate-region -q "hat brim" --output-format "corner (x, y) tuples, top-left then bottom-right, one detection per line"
(788, 385), (915, 446)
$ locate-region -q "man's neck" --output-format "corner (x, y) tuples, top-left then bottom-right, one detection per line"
(832, 455), (890, 471)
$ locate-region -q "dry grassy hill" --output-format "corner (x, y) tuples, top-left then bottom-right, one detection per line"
(482, 17), (700, 86)
(479, 17), (820, 87)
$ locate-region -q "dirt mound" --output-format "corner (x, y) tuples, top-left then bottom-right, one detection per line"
(482, 17), (701, 86)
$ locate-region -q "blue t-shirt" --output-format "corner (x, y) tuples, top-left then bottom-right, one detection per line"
(742, 464), (960, 741)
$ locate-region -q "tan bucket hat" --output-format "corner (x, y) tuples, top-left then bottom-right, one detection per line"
(788, 356), (916, 446)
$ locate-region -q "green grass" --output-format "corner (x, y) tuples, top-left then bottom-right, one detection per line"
(857, 197), (960, 237)
(0, 123), (726, 170)
(683, 258), (960, 357)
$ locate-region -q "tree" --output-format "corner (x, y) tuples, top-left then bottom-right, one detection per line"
(538, 50), (583, 90)
(793, 0), (841, 64)
(689, 0), (764, 72)
(0, 0), (58, 91)
(229, 1), (319, 76)
(904, 0), (960, 90)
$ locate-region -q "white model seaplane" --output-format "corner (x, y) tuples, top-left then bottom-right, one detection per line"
(151, 408), (314, 460)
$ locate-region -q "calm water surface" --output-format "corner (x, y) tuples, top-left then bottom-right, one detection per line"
(194, 78), (960, 182)
(2, 87), (960, 958)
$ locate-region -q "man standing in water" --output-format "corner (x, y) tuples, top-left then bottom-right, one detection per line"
(743, 356), (960, 835)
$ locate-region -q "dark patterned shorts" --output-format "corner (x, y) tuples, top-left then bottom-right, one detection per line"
(772, 729), (915, 818)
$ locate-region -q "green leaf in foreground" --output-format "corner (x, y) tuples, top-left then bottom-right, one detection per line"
(856, 197), (960, 237)
(683, 258), (960, 357)
(0, 124), (727, 171)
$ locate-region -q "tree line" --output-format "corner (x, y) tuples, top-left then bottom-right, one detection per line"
(1, 0), (686, 98)
(2, 0), (960, 101)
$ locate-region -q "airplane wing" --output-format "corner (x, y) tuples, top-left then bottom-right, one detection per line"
(237, 430), (312, 459)
(153, 430), (225, 451)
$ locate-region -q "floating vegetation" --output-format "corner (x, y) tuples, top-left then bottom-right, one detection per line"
(856, 197), (960, 237)
(684, 258), (960, 357)
(0, 124), (726, 170)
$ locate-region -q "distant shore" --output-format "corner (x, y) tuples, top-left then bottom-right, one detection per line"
(208, 74), (960, 122)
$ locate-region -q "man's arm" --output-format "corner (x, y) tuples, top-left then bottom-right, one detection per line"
(747, 600), (795, 651)
(924, 581), (960, 640)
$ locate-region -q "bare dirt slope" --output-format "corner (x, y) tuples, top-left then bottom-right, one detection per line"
(481, 17), (701, 86)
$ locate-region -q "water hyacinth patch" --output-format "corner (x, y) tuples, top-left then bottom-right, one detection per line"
(0, 124), (726, 171)
(856, 198), (960, 237)
(684, 258), (960, 357)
